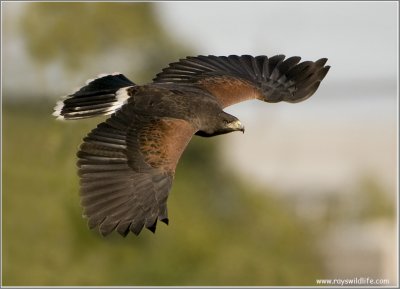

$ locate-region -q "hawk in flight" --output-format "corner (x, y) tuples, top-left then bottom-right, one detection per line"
(53, 54), (330, 236)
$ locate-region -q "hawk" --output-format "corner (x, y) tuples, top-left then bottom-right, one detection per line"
(53, 54), (330, 236)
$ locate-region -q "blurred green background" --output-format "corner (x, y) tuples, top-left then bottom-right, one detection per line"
(2, 2), (397, 286)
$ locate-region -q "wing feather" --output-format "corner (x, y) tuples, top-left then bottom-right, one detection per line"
(77, 103), (195, 236)
(153, 54), (330, 107)
(225, 55), (247, 75)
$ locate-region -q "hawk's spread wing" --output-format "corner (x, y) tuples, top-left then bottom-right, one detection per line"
(153, 55), (330, 108)
(77, 103), (195, 236)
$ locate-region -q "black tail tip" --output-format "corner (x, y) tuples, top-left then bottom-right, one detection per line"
(160, 218), (169, 225)
(147, 219), (158, 233)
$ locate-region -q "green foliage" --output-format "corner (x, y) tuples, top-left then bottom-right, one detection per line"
(3, 101), (323, 286)
(19, 2), (187, 81)
(323, 176), (396, 225)
(357, 176), (396, 221)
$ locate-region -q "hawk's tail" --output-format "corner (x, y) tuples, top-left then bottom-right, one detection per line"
(53, 73), (136, 120)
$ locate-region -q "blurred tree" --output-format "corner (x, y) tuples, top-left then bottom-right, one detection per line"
(357, 176), (396, 221)
(19, 2), (188, 83)
(323, 176), (396, 225)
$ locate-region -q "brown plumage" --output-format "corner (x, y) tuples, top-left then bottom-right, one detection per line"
(53, 54), (330, 236)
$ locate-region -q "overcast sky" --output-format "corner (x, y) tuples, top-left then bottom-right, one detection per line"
(156, 2), (397, 84)
(2, 1), (397, 95)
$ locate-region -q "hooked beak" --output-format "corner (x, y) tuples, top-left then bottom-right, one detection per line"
(228, 120), (245, 134)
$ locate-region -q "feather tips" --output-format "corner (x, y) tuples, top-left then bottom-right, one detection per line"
(153, 54), (330, 107)
(76, 108), (193, 237)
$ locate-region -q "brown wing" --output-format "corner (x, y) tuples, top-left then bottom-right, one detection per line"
(153, 55), (330, 108)
(77, 103), (195, 237)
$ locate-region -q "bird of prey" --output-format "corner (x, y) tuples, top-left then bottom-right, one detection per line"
(53, 54), (330, 237)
